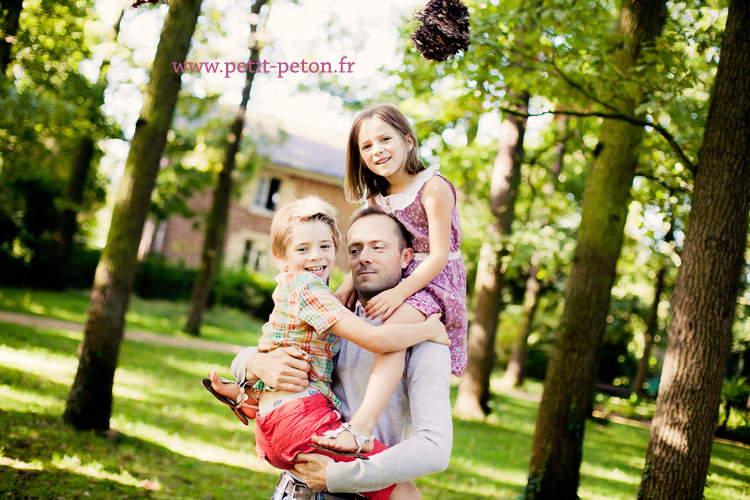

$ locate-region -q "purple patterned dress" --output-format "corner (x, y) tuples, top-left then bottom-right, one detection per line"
(372, 166), (468, 376)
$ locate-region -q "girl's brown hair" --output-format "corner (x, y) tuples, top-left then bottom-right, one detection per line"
(344, 104), (425, 202)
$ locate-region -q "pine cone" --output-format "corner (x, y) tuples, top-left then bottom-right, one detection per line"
(411, 0), (471, 61)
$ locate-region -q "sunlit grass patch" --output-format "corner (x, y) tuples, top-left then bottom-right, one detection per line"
(0, 286), (265, 346)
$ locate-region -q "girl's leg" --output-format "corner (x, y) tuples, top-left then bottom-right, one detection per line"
(314, 304), (426, 452)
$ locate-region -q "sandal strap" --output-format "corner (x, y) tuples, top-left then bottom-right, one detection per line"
(321, 423), (374, 454)
(218, 377), (250, 408)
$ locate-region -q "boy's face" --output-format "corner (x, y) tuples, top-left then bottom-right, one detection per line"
(280, 220), (336, 281)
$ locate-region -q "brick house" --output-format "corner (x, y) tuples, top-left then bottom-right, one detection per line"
(138, 114), (358, 273)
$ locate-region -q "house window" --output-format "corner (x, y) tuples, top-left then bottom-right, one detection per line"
(254, 176), (281, 212)
(242, 239), (265, 271)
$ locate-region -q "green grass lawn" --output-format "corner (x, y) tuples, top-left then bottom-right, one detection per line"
(1, 290), (749, 499)
(0, 287), (264, 347)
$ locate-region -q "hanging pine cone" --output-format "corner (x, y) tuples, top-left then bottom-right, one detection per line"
(411, 0), (471, 61)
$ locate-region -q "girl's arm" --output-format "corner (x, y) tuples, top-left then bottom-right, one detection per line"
(365, 177), (454, 320)
(329, 313), (449, 353)
(333, 273), (357, 309)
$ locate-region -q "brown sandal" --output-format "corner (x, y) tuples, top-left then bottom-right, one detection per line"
(201, 378), (259, 425)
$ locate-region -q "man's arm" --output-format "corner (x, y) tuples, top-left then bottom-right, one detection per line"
(317, 342), (452, 492)
(231, 346), (311, 392)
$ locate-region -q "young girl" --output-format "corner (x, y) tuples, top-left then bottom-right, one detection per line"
(318, 103), (467, 454)
(338, 103), (467, 373)
(204, 196), (447, 500)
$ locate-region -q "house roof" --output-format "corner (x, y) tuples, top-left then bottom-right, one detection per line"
(246, 112), (348, 180)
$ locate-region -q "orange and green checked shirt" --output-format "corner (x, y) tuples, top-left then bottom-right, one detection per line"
(253, 271), (352, 407)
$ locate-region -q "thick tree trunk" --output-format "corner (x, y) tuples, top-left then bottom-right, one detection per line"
(638, 2), (750, 498)
(0, 0), (23, 76)
(454, 92), (529, 419)
(184, 0), (268, 336)
(502, 262), (540, 387)
(525, 2), (667, 498)
(56, 11), (123, 288)
(63, 0), (203, 431)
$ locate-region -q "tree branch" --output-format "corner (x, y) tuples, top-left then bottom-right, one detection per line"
(497, 106), (697, 174)
(549, 59), (622, 115)
(633, 170), (691, 195)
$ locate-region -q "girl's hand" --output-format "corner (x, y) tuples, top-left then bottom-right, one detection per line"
(334, 276), (357, 309)
(365, 287), (407, 321)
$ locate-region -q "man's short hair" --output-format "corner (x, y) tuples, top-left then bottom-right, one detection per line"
(348, 207), (412, 251)
(271, 196), (342, 259)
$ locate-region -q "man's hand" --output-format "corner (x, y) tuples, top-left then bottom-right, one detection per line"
(248, 346), (311, 392)
(364, 287), (407, 321)
(293, 453), (332, 491)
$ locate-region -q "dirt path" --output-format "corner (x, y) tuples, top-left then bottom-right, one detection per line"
(0, 310), (245, 354)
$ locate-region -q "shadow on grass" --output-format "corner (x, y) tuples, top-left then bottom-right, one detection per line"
(1, 322), (81, 358)
(0, 365), (72, 401)
(0, 408), (277, 500)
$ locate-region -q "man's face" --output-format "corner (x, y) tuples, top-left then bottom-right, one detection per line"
(346, 215), (413, 302)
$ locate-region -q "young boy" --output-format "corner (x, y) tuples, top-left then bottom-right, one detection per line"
(203, 196), (448, 500)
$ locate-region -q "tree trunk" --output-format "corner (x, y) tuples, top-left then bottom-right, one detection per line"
(62, 0), (203, 431)
(184, 0), (269, 336)
(631, 264), (665, 395)
(0, 0), (22, 76)
(56, 11), (124, 288)
(504, 114), (567, 387)
(502, 262), (540, 387)
(454, 92), (529, 419)
(542, 114), (567, 197)
(638, 2), (750, 498)
(632, 217), (673, 395)
(525, 2), (667, 498)
(57, 138), (95, 279)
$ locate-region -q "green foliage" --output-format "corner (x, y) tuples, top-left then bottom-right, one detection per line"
(0, 0), (118, 270)
(719, 376), (750, 431)
(212, 267), (276, 319)
(598, 295), (648, 386)
(132, 255), (276, 319)
(133, 254), (198, 301)
(593, 392), (657, 422)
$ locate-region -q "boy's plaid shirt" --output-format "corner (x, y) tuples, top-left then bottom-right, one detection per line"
(253, 271), (352, 407)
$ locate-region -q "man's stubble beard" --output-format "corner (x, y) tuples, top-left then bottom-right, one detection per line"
(354, 271), (402, 303)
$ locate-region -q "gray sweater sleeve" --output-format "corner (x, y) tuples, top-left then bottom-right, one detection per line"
(231, 346), (258, 384)
(325, 342), (453, 492)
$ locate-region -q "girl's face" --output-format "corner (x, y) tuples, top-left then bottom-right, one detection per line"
(279, 220), (337, 281)
(357, 117), (414, 180)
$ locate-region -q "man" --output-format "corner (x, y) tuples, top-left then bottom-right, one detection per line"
(231, 208), (452, 498)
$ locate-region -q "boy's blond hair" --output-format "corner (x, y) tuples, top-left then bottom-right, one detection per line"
(271, 196), (342, 260)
